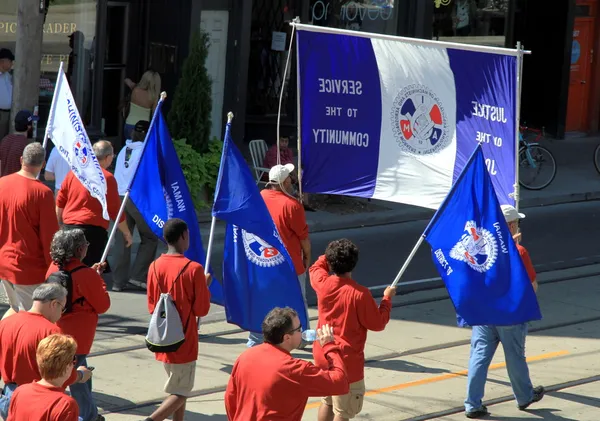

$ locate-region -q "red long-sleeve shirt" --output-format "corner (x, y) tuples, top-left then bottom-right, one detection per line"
(310, 255), (392, 383)
(225, 342), (349, 420)
(46, 259), (111, 355)
(56, 169), (125, 230)
(147, 254), (211, 364)
(0, 173), (58, 285)
(7, 382), (79, 421)
(0, 312), (77, 386)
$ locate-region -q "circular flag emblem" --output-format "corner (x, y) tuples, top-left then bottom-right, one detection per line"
(72, 139), (91, 168)
(242, 230), (285, 268)
(391, 84), (450, 155)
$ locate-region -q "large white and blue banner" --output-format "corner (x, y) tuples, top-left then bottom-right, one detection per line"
(297, 27), (517, 209)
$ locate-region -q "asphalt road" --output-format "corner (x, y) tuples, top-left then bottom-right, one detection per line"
(2, 200), (600, 340)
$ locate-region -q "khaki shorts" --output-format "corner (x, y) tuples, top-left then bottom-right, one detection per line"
(1, 280), (41, 312)
(163, 361), (196, 397)
(322, 379), (366, 419)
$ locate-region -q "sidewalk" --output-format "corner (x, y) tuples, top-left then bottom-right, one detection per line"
(88, 264), (600, 419)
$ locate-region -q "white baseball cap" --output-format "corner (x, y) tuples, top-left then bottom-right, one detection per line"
(268, 164), (294, 184)
(501, 205), (526, 223)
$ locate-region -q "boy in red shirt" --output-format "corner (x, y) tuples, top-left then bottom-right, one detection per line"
(145, 218), (211, 421)
(0, 142), (59, 319)
(8, 334), (80, 421)
(225, 307), (349, 420)
(310, 239), (397, 421)
(46, 228), (110, 421)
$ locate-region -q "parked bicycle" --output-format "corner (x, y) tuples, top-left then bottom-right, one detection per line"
(519, 125), (557, 190)
(592, 142), (600, 175)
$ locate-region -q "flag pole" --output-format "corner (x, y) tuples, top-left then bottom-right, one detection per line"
(513, 41), (524, 211)
(293, 17), (304, 202)
(38, 62), (64, 180)
(389, 145), (484, 288)
(98, 91), (168, 266)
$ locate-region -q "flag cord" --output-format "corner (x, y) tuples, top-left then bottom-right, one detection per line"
(100, 191), (130, 265)
(390, 235), (425, 288)
(275, 17), (299, 201)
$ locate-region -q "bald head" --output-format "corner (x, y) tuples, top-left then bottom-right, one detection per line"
(93, 140), (114, 169)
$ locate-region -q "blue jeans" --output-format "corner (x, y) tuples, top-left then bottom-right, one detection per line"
(247, 272), (310, 347)
(465, 324), (534, 412)
(0, 383), (16, 420)
(70, 355), (98, 421)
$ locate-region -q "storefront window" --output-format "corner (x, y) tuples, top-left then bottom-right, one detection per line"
(309, 1), (397, 34)
(432, 0), (508, 47)
(0, 0), (97, 127)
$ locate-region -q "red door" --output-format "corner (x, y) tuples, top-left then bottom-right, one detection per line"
(566, 19), (594, 132)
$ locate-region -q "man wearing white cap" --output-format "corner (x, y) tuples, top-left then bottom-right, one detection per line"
(464, 205), (543, 419)
(247, 164), (312, 348)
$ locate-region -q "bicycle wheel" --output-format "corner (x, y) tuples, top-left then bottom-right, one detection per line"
(518, 145), (557, 190)
(593, 144), (600, 175)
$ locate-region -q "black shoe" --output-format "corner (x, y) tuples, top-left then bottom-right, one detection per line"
(518, 386), (545, 410)
(466, 406), (489, 419)
(96, 415), (106, 421)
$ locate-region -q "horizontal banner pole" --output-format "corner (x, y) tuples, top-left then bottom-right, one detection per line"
(290, 22), (532, 57)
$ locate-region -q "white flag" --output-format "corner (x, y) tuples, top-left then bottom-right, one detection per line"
(46, 66), (109, 220)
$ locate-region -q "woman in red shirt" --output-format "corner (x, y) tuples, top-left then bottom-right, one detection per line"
(8, 333), (80, 421)
(46, 229), (110, 421)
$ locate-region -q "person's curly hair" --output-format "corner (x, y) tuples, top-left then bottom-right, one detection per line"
(325, 239), (359, 275)
(50, 229), (87, 269)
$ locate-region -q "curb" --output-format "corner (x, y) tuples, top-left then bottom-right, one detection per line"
(198, 190), (600, 243)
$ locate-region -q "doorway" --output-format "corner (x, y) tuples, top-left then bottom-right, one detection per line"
(566, 1), (596, 132)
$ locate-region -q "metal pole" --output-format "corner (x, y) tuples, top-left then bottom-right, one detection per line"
(99, 191), (129, 265)
(390, 235), (425, 288)
(514, 42), (524, 211)
(204, 216), (217, 276)
(41, 61), (64, 150)
(294, 17), (303, 201)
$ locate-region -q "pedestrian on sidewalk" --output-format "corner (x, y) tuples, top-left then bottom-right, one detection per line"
(56, 140), (133, 274)
(225, 307), (349, 421)
(113, 120), (158, 292)
(46, 229), (110, 421)
(0, 283), (92, 420)
(7, 334), (80, 421)
(463, 205), (544, 419)
(0, 110), (36, 177)
(248, 163), (312, 348)
(0, 48), (14, 140)
(0, 142), (59, 320)
(310, 239), (396, 421)
(143, 218), (211, 421)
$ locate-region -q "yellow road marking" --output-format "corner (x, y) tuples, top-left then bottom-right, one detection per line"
(305, 350), (569, 410)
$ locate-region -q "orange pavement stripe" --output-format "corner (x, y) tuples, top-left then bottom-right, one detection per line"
(305, 350), (569, 410)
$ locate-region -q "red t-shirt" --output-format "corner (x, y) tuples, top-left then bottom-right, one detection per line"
(260, 189), (308, 275)
(147, 254), (211, 364)
(0, 173), (58, 285)
(56, 168), (125, 230)
(0, 134), (29, 177)
(7, 382), (79, 421)
(262, 145), (294, 170)
(46, 259), (111, 355)
(225, 342), (348, 421)
(517, 244), (536, 283)
(310, 255), (392, 383)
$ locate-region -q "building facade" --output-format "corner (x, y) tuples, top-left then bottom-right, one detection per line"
(0, 0), (597, 151)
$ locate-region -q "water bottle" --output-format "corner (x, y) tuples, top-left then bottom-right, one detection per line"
(301, 329), (317, 342)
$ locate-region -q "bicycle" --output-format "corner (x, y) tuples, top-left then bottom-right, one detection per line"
(592, 142), (600, 175)
(518, 125), (557, 190)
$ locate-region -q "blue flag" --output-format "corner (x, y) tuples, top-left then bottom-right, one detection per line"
(424, 145), (541, 326)
(212, 120), (308, 333)
(128, 100), (224, 305)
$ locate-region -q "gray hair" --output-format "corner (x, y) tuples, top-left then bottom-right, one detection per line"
(22, 142), (46, 167)
(93, 140), (114, 160)
(33, 283), (68, 303)
(50, 229), (87, 268)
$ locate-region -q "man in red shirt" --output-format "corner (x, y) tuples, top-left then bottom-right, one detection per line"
(46, 228), (110, 421)
(8, 333), (80, 421)
(310, 239), (396, 421)
(0, 142), (59, 319)
(0, 283), (92, 419)
(145, 218), (211, 421)
(0, 110), (36, 177)
(57, 140), (132, 272)
(225, 307), (349, 420)
(249, 163), (311, 347)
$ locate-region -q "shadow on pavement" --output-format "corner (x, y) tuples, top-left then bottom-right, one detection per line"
(366, 359), (451, 374)
(489, 408), (579, 421)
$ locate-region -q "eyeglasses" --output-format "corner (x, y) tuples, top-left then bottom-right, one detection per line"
(287, 325), (302, 335)
(56, 301), (67, 314)
(72, 356), (78, 365)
